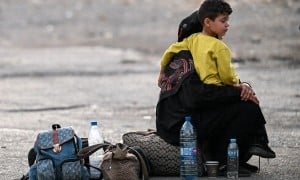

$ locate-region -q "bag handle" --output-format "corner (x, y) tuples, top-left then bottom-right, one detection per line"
(131, 129), (156, 136)
(78, 143), (149, 180)
(127, 146), (149, 180)
(77, 143), (110, 159)
(77, 143), (110, 180)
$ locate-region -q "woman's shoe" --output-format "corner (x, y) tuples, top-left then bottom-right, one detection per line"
(241, 162), (259, 173)
(248, 144), (276, 158)
(218, 165), (251, 177)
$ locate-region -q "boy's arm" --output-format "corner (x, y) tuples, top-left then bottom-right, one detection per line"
(216, 47), (259, 104)
(216, 48), (240, 85)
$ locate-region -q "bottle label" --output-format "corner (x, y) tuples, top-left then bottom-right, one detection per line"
(180, 146), (198, 177)
(228, 150), (238, 157)
(181, 147), (196, 156)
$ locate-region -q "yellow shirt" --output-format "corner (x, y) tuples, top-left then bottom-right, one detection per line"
(160, 33), (239, 86)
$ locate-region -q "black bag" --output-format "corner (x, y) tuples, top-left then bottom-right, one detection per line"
(122, 129), (205, 177)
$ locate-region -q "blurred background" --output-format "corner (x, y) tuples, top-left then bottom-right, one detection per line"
(0, 0), (299, 61)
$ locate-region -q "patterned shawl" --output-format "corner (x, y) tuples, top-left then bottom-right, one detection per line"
(159, 50), (195, 100)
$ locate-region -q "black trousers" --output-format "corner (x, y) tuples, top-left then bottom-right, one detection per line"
(156, 73), (269, 165)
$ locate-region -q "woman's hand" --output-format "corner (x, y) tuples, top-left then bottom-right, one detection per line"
(157, 71), (165, 88)
(234, 83), (259, 104)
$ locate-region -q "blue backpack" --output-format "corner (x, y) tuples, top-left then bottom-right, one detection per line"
(28, 126), (90, 180)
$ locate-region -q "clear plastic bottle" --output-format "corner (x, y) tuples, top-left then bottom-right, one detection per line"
(88, 121), (104, 179)
(227, 138), (239, 179)
(180, 116), (198, 180)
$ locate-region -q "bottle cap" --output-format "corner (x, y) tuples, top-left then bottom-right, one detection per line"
(90, 121), (97, 126)
(185, 116), (191, 121)
(230, 138), (236, 143)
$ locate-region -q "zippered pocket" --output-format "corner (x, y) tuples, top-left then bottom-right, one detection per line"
(61, 159), (81, 180)
(36, 159), (55, 180)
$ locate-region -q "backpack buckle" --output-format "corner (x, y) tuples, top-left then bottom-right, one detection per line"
(53, 144), (61, 153)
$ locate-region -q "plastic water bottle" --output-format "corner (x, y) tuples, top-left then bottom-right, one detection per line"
(88, 121), (104, 179)
(227, 138), (239, 179)
(180, 116), (198, 180)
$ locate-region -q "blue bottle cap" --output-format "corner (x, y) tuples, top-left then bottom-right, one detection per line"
(91, 121), (97, 126)
(230, 138), (236, 143)
(185, 116), (191, 121)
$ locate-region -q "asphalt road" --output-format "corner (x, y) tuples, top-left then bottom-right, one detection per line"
(0, 47), (299, 180)
(0, 0), (299, 179)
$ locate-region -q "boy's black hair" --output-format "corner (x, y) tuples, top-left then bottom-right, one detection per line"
(198, 0), (232, 25)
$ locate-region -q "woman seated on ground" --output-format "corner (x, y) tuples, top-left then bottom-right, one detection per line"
(156, 0), (275, 176)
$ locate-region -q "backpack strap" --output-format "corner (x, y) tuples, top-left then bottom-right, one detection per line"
(52, 128), (61, 153)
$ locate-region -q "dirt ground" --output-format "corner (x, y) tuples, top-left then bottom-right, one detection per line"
(0, 0), (299, 179)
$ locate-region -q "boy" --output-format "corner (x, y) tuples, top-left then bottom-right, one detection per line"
(158, 0), (258, 104)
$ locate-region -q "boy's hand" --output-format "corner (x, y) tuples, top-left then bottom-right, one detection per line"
(234, 83), (259, 104)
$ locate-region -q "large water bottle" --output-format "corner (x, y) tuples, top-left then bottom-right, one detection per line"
(180, 116), (198, 180)
(227, 138), (239, 179)
(88, 121), (104, 179)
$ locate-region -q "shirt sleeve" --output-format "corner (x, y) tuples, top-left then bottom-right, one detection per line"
(160, 41), (189, 69)
(216, 48), (240, 85)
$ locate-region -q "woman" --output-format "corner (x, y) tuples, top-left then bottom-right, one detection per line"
(156, 4), (275, 176)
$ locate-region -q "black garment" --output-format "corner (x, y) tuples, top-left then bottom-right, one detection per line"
(177, 10), (202, 42)
(156, 53), (269, 165)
